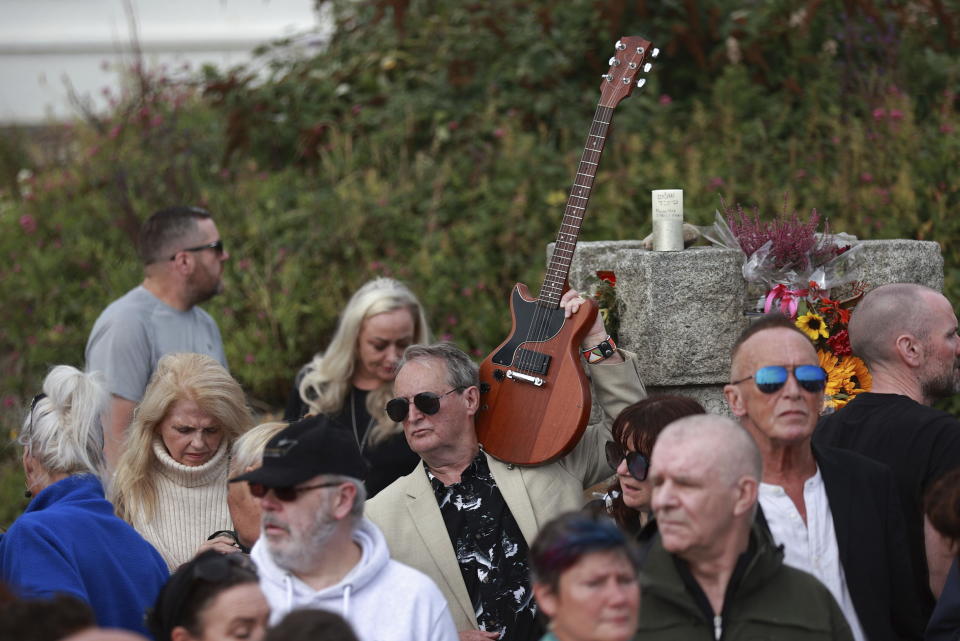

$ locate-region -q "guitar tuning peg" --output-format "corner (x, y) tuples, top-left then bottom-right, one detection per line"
(602, 74), (613, 82)
(644, 62), (653, 73)
(636, 47), (645, 55)
(615, 40), (626, 51)
(608, 56), (621, 66)
(636, 78), (646, 89)
(652, 48), (660, 58)
(621, 77), (630, 85)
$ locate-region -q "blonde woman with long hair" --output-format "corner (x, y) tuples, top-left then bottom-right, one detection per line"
(111, 352), (253, 570)
(284, 277), (431, 496)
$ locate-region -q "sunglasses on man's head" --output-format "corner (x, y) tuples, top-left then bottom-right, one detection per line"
(385, 387), (465, 423)
(168, 240), (224, 261)
(605, 441), (650, 481)
(248, 481), (342, 502)
(731, 365), (827, 394)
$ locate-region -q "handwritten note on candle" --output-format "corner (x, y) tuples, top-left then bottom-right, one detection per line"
(652, 189), (683, 251)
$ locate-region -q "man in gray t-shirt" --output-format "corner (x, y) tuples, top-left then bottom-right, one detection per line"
(85, 206), (230, 467)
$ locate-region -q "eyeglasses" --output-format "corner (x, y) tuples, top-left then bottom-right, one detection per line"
(605, 441), (650, 481)
(385, 387), (465, 422)
(248, 481), (342, 502)
(23, 392), (46, 440)
(731, 365), (827, 394)
(168, 240), (224, 261)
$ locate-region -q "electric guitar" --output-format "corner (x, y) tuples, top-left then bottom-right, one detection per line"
(476, 36), (657, 465)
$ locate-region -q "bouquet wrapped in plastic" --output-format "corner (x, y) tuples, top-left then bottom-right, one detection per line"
(704, 202), (871, 410)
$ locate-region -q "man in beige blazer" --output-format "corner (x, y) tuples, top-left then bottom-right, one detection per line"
(366, 290), (645, 641)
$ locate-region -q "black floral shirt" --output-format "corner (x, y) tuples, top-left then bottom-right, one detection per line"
(428, 453), (542, 641)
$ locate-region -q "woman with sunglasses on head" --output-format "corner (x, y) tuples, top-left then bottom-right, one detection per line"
(603, 395), (705, 536)
(284, 277), (431, 497)
(530, 511), (642, 641)
(0, 366), (168, 636)
(148, 550), (269, 641)
(111, 353), (254, 570)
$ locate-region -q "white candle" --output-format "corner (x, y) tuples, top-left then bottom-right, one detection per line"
(652, 189), (684, 251)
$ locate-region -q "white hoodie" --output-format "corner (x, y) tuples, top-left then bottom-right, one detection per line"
(253, 517), (459, 641)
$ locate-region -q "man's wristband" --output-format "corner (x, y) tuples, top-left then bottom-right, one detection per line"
(582, 335), (617, 364)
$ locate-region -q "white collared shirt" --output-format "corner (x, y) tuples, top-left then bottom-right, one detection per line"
(759, 468), (866, 641)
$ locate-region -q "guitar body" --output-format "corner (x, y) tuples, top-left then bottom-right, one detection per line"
(474, 35), (656, 465)
(476, 283), (598, 465)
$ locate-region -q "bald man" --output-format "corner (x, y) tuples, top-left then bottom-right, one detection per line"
(726, 314), (923, 640)
(637, 414), (853, 639)
(815, 283), (960, 612)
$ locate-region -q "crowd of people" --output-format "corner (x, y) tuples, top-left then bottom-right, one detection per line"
(1, 205), (960, 641)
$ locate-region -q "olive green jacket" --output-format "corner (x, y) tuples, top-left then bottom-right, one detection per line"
(636, 524), (854, 641)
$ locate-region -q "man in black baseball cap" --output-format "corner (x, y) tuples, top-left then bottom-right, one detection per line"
(232, 416), (458, 641)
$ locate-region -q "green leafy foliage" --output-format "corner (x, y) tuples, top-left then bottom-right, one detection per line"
(1, 0), (958, 525)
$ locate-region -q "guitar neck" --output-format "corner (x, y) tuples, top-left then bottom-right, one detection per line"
(539, 104), (615, 307)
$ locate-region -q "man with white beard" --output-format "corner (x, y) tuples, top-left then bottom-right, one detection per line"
(233, 416), (457, 641)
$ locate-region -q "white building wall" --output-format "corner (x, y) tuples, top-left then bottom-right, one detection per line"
(0, 0), (323, 124)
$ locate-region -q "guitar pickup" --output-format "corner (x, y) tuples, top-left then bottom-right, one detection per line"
(513, 348), (551, 375)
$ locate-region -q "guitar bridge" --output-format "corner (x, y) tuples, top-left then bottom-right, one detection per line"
(506, 370), (545, 386)
(514, 348), (551, 375)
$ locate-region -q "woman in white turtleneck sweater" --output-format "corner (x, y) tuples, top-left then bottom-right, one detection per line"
(110, 353), (253, 570)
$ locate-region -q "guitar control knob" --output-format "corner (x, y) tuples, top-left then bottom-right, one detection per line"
(480, 382), (491, 393)
(493, 369), (506, 381)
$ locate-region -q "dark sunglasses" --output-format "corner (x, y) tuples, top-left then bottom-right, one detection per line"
(248, 481), (342, 502)
(605, 441), (650, 481)
(731, 365), (827, 394)
(386, 387), (465, 422)
(169, 239), (224, 261)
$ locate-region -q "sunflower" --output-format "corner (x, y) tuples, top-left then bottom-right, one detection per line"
(796, 313), (830, 341)
(818, 349), (855, 410)
(845, 355), (872, 395)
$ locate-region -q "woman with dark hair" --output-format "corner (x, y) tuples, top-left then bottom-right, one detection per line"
(603, 395), (705, 535)
(530, 512), (641, 641)
(147, 550), (269, 641)
(924, 468), (960, 640)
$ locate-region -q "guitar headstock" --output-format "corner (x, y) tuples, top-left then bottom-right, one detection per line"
(599, 36), (658, 108)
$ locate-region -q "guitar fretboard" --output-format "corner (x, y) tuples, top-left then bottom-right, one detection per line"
(539, 104), (615, 307)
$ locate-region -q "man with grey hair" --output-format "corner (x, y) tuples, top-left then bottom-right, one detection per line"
(367, 291), (645, 641)
(816, 283), (960, 612)
(726, 314), (923, 640)
(638, 414), (854, 639)
(233, 415), (458, 641)
(85, 206), (229, 467)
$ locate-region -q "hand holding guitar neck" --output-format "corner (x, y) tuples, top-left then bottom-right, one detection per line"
(559, 290), (623, 365)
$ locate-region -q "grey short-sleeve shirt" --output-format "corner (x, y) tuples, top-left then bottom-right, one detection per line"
(84, 286), (227, 401)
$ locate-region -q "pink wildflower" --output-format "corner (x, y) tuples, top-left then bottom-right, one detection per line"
(872, 108), (886, 121)
(245, 353), (256, 364)
(941, 123), (955, 134)
(889, 109), (904, 121)
(860, 172), (873, 183)
(19, 215), (37, 234)
(659, 94), (672, 105)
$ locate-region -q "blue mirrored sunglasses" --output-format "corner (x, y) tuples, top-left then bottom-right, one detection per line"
(732, 365), (827, 394)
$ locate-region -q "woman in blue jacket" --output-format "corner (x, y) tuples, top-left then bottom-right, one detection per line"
(0, 365), (169, 637)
